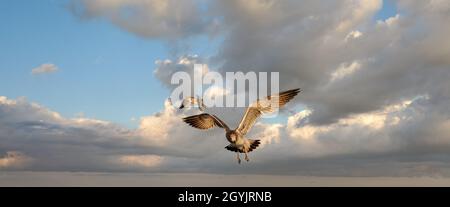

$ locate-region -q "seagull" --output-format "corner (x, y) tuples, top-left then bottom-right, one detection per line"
(182, 88), (301, 164)
(179, 96), (206, 111)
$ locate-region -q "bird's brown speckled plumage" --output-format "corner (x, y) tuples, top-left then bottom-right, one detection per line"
(182, 88), (301, 164)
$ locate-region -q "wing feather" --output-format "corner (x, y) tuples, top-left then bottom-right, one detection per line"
(236, 88), (301, 135)
(182, 113), (229, 131)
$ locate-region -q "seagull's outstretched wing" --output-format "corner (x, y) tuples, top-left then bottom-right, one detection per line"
(237, 88), (301, 135)
(183, 113), (229, 131)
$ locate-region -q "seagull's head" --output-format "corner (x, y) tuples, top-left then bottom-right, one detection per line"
(227, 130), (240, 143)
(229, 133), (237, 142)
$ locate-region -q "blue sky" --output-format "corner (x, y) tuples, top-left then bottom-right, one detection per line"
(375, 0), (397, 20)
(0, 0), (397, 128)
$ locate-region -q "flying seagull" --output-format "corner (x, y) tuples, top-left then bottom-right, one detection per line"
(182, 88), (301, 164)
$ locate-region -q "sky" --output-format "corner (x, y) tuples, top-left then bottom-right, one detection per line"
(0, 0), (163, 128)
(2, 0), (450, 186)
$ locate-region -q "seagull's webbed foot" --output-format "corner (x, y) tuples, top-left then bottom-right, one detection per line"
(245, 153), (250, 162)
(236, 153), (241, 164)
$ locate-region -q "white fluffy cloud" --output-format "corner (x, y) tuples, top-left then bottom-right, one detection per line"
(31, 63), (59, 75)
(137, 100), (178, 144)
(252, 122), (283, 147)
(286, 98), (417, 156)
(329, 61), (362, 82)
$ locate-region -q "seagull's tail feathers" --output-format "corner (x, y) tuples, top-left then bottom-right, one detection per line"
(247, 139), (261, 152)
(225, 144), (239, 152)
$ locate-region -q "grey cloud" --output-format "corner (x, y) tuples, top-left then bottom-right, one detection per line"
(3, 94), (450, 176)
(0, 96), (262, 172)
(0, 96), (151, 172)
(71, 0), (450, 128)
(153, 55), (206, 89)
(148, 5), (450, 174)
(207, 0), (450, 127)
(70, 0), (217, 39)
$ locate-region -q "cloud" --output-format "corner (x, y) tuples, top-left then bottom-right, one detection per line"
(335, 0), (382, 32)
(0, 95), (287, 173)
(153, 55), (207, 89)
(145, 0), (450, 176)
(2, 90), (450, 176)
(70, 0), (218, 39)
(137, 100), (179, 144)
(252, 122), (282, 147)
(0, 95), (259, 172)
(71, 0), (450, 128)
(286, 98), (416, 157)
(199, 0), (450, 130)
(345, 30), (363, 41)
(31, 63), (59, 75)
(117, 154), (163, 168)
(329, 61), (362, 82)
(0, 96), (145, 172)
(377, 14), (400, 27)
(0, 151), (32, 169)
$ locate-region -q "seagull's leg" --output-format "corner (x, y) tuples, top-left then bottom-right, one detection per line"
(245, 152), (250, 162)
(236, 153), (241, 164)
